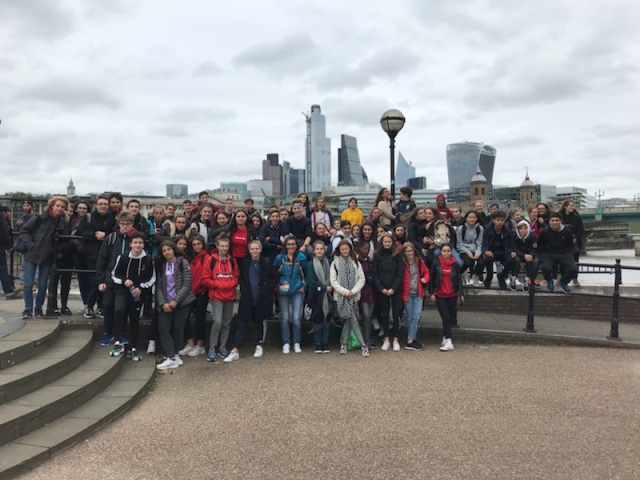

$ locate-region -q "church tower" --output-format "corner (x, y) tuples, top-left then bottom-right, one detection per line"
(520, 168), (536, 211)
(67, 178), (76, 197)
(469, 164), (487, 209)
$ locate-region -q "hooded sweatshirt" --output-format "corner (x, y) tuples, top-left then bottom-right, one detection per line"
(111, 250), (156, 291)
(513, 220), (538, 259)
(537, 223), (574, 255)
(202, 252), (239, 302)
(429, 254), (462, 298)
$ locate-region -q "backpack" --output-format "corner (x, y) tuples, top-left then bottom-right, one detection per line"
(209, 255), (236, 272)
(461, 224), (481, 241)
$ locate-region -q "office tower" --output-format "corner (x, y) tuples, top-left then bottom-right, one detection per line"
(407, 177), (426, 190)
(166, 184), (188, 197)
(304, 104), (331, 192)
(446, 142), (496, 190)
(395, 152), (416, 190)
(337, 135), (368, 187)
(220, 182), (248, 199)
(262, 153), (283, 198)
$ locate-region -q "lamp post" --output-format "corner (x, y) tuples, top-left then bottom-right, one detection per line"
(380, 109), (406, 200)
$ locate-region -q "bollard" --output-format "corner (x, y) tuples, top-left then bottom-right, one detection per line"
(606, 259), (622, 341)
(44, 233), (60, 318)
(523, 277), (537, 333)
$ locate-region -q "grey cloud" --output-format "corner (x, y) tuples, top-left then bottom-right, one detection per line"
(18, 78), (122, 110)
(494, 135), (543, 148)
(1, 0), (76, 41)
(323, 96), (393, 128)
(151, 126), (191, 138)
(164, 106), (235, 123)
(584, 124), (640, 139)
(12, 130), (78, 160)
(233, 34), (321, 75)
(193, 61), (223, 77)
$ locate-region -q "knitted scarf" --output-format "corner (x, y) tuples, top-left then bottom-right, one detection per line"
(336, 256), (357, 320)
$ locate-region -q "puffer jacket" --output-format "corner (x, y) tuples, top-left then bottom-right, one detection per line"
(202, 252), (239, 302)
(19, 211), (67, 266)
(274, 251), (307, 295)
(190, 250), (211, 294)
(372, 247), (403, 292)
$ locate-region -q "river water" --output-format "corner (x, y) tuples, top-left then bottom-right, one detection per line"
(580, 249), (640, 286)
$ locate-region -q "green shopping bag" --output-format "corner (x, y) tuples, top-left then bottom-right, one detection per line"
(340, 323), (363, 351)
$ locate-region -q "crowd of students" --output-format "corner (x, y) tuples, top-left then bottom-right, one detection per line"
(8, 187), (584, 370)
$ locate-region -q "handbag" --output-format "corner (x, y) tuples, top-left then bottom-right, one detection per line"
(340, 324), (363, 351)
(278, 279), (290, 295)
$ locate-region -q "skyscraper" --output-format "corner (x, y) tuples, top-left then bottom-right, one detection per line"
(262, 153), (283, 198)
(395, 152), (416, 190)
(446, 142), (496, 190)
(304, 104), (331, 192)
(337, 135), (368, 187)
(166, 184), (188, 197)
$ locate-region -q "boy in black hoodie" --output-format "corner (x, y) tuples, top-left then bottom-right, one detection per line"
(482, 211), (518, 290)
(513, 220), (540, 291)
(537, 212), (577, 294)
(109, 232), (156, 360)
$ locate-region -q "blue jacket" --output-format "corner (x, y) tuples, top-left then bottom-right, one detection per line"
(274, 251), (307, 295)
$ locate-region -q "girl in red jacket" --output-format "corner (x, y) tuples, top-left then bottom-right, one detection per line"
(401, 243), (430, 350)
(203, 234), (239, 361)
(430, 243), (464, 352)
(179, 234), (210, 358)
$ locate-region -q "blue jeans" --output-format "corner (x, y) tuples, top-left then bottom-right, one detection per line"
(405, 293), (423, 341)
(279, 291), (303, 345)
(23, 260), (50, 312)
(313, 322), (329, 345)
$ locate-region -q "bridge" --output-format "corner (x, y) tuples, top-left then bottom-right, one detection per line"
(581, 206), (640, 234)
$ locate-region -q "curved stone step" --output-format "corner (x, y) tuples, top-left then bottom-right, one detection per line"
(0, 344), (125, 447)
(0, 358), (155, 479)
(0, 320), (60, 370)
(0, 330), (93, 405)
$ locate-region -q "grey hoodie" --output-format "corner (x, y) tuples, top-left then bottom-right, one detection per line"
(456, 221), (484, 255)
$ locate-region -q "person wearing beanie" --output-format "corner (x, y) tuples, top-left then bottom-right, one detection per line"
(435, 194), (454, 221)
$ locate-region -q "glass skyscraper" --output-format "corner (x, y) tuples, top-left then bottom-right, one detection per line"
(305, 104), (331, 192)
(395, 151), (416, 190)
(446, 142), (496, 190)
(337, 135), (368, 187)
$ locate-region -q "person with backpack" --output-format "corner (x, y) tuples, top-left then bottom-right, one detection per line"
(402, 243), (430, 350)
(457, 211), (485, 286)
(331, 220), (352, 255)
(430, 243), (464, 352)
(202, 234), (240, 362)
(224, 240), (278, 362)
(310, 197), (334, 230)
(274, 235), (307, 354)
(177, 234), (210, 358)
(330, 239), (368, 357)
(155, 240), (196, 371)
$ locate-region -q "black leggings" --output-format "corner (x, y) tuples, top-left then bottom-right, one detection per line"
(377, 292), (402, 338)
(435, 296), (457, 339)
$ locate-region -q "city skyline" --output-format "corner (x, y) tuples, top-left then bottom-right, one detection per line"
(1, 1), (638, 198)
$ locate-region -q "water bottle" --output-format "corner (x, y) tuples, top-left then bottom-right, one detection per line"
(496, 262), (504, 275)
(129, 285), (141, 303)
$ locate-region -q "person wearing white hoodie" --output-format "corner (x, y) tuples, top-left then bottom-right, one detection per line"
(513, 220), (539, 291)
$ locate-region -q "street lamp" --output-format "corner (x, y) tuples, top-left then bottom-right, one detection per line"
(380, 109), (406, 199)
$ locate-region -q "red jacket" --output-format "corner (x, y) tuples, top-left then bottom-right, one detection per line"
(202, 252), (239, 302)
(190, 250), (211, 294)
(402, 258), (430, 302)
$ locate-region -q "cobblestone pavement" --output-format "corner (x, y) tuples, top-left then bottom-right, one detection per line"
(16, 343), (640, 480)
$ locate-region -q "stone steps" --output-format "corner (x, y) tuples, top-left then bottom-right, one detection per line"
(0, 322), (155, 479)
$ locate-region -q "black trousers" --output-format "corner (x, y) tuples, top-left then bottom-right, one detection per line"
(378, 292), (402, 338)
(515, 257), (540, 280)
(460, 253), (485, 276)
(541, 253), (577, 284)
(484, 252), (518, 282)
(184, 292), (209, 342)
(435, 296), (457, 339)
(113, 287), (143, 349)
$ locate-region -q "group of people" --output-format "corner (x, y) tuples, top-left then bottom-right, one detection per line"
(3, 187), (584, 370)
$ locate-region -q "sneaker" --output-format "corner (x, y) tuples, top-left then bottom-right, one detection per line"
(179, 344), (196, 356)
(174, 355), (184, 366)
(533, 279), (541, 289)
(497, 275), (508, 291)
(207, 348), (217, 362)
(83, 307), (95, 319)
(4, 291), (20, 300)
(523, 279), (530, 292)
(53, 308), (60, 315)
(368, 342), (377, 350)
(188, 345), (206, 357)
(293, 343), (302, 354)
(392, 340), (401, 352)
(339, 344), (347, 355)
(404, 340), (423, 351)
(547, 280), (555, 292)
(471, 275), (479, 286)
(254, 345), (264, 358)
(218, 345), (229, 358)
(572, 280), (581, 287)
(156, 357), (179, 370)
(21, 309), (32, 319)
(508, 277), (516, 291)
(34, 309), (44, 318)
(439, 339), (455, 352)
(282, 343), (291, 354)
(514, 278), (523, 291)
(314, 343), (322, 354)
(223, 351), (239, 363)
(109, 342), (124, 357)
(60, 307), (72, 315)
(129, 348), (142, 362)
(483, 278), (491, 289)
(559, 282), (572, 295)
(322, 343), (331, 354)
(361, 345), (370, 357)
(96, 308), (104, 318)
(381, 339), (391, 351)
(146, 340), (156, 355)
(100, 333), (114, 346)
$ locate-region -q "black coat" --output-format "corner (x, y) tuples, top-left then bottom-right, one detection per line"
(77, 210), (117, 261)
(19, 212), (67, 266)
(0, 215), (12, 250)
(237, 256), (277, 324)
(372, 248), (403, 292)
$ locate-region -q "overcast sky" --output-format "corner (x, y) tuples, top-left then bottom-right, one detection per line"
(1, 0), (639, 199)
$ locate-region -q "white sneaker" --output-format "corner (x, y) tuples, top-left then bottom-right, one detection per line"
(156, 357), (179, 370)
(441, 336), (446, 347)
(392, 340), (401, 352)
(188, 345), (206, 357)
(514, 278), (523, 291)
(253, 345), (264, 358)
(174, 354), (184, 366)
(439, 339), (454, 352)
(293, 343), (302, 353)
(282, 343), (290, 354)
(381, 339), (390, 351)
(178, 344), (195, 356)
(146, 340), (156, 355)
(223, 351), (239, 363)
(472, 275), (478, 286)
